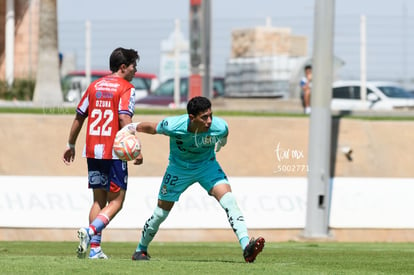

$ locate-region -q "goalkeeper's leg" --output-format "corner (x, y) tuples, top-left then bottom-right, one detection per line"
(217, 190), (250, 249)
(213, 186), (265, 262)
(133, 201), (173, 260)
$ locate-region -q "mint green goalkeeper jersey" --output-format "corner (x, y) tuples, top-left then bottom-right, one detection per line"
(156, 114), (228, 169)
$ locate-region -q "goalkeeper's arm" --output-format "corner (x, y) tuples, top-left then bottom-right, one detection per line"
(137, 122), (158, 135)
(215, 135), (228, 152)
(120, 122), (158, 135)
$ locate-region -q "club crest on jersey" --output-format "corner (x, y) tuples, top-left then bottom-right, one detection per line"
(161, 185), (168, 195)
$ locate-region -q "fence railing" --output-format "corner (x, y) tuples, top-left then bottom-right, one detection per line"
(55, 15), (414, 90)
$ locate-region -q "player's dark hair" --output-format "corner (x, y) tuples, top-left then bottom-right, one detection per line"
(109, 47), (140, 72)
(187, 96), (211, 116)
(304, 65), (312, 71)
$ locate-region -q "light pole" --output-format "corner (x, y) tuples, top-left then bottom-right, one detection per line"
(304, 0), (336, 239)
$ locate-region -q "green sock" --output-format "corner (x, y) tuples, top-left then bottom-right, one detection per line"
(137, 206), (169, 251)
(240, 236), (250, 249)
(219, 192), (249, 250)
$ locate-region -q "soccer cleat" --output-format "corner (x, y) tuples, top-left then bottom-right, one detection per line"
(132, 251), (151, 261)
(77, 228), (90, 259)
(89, 248), (108, 259)
(243, 237), (265, 263)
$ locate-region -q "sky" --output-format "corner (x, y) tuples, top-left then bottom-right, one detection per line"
(56, 0), (414, 82)
(58, 0), (412, 21)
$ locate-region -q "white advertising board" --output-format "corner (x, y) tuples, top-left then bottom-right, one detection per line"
(0, 176), (307, 229)
(1, 176), (414, 229)
(329, 177), (414, 228)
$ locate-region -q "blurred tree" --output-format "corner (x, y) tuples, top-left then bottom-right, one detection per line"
(33, 0), (63, 106)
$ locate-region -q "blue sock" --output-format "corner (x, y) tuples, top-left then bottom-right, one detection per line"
(219, 192), (249, 250)
(89, 214), (110, 236)
(90, 233), (102, 248)
(136, 206), (169, 252)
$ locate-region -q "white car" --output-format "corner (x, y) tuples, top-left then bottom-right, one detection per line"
(62, 70), (159, 103)
(331, 80), (414, 111)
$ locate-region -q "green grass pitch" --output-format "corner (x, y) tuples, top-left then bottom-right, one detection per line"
(1, 241), (414, 274)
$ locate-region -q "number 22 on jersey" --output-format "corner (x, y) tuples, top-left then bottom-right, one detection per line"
(89, 109), (114, 136)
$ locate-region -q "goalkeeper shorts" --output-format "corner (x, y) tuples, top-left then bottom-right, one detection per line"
(157, 158), (229, 202)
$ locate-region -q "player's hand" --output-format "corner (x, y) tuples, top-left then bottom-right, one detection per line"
(63, 144), (75, 165)
(215, 136), (227, 152)
(119, 122), (140, 136)
(133, 152), (143, 165)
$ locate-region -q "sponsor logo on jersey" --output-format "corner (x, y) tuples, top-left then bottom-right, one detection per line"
(96, 90), (114, 99)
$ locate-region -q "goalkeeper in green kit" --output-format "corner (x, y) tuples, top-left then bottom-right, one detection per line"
(122, 96), (265, 262)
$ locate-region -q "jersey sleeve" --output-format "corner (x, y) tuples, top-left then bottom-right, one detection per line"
(156, 118), (172, 136)
(156, 115), (187, 136)
(119, 85), (135, 117)
(76, 88), (90, 117)
(213, 117), (229, 138)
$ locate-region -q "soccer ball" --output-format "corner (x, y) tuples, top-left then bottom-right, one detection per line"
(113, 132), (141, 161)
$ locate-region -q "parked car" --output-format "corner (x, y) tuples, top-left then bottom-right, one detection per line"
(62, 70), (159, 103)
(135, 77), (225, 106)
(331, 80), (414, 111)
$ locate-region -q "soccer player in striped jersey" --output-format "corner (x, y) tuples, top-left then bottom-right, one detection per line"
(62, 47), (142, 259)
(125, 96), (265, 263)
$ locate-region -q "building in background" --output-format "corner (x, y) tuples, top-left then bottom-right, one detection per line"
(225, 23), (309, 98)
(0, 0), (39, 81)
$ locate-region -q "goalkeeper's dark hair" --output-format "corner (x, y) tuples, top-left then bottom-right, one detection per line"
(109, 47), (140, 72)
(187, 96), (211, 116)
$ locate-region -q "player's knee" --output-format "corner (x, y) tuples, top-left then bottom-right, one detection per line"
(210, 183), (231, 200)
(154, 205), (170, 222)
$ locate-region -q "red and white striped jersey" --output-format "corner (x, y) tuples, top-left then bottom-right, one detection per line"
(77, 75), (135, 159)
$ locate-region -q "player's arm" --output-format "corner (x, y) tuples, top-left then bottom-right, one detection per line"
(63, 113), (86, 165)
(68, 113), (86, 145)
(215, 132), (228, 152)
(119, 113), (133, 128)
(215, 121), (229, 152)
(117, 120), (158, 165)
(136, 122), (158, 135)
(118, 121), (158, 135)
